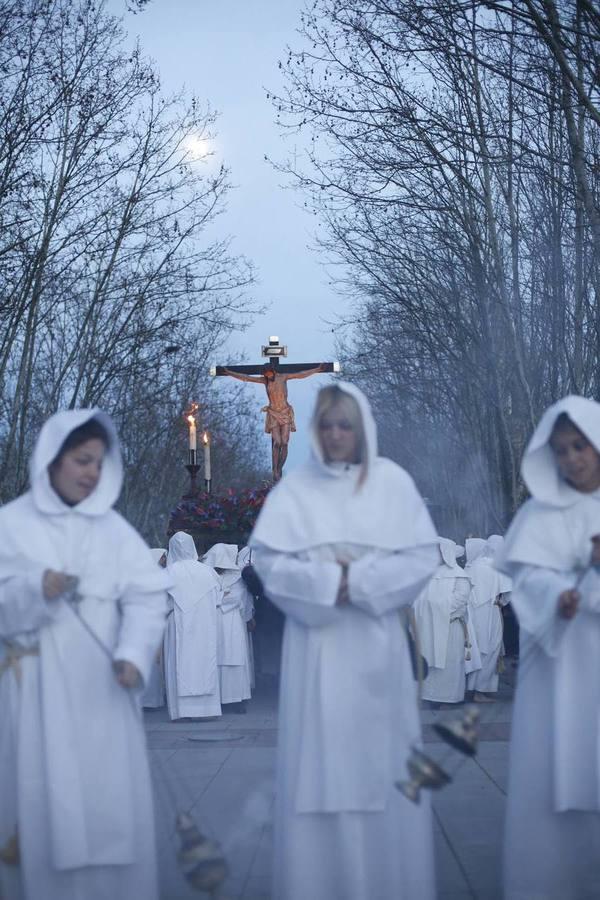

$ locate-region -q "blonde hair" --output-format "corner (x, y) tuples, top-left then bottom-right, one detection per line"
(312, 385), (368, 487)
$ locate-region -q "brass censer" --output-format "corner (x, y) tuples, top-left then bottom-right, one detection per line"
(433, 704), (480, 757)
(396, 705), (481, 804)
(176, 812), (229, 897)
(395, 747), (452, 804)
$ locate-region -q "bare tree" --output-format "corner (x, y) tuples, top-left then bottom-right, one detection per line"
(0, 0), (264, 537)
(273, 0), (600, 532)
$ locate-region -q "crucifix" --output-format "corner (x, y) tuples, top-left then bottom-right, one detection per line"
(210, 336), (340, 481)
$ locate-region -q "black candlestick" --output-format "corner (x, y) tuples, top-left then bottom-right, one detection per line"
(186, 463), (201, 492)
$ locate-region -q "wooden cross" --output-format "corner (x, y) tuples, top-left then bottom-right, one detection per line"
(211, 336), (339, 481)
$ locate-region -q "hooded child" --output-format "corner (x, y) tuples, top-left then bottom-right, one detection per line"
(497, 395), (600, 900)
(142, 548), (167, 709)
(414, 538), (477, 705)
(0, 409), (169, 900)
(164, 532), (222, 720)
(202, 543), (252, 709)
(465, 536), (508, 701)
(249, 382), (440, 900)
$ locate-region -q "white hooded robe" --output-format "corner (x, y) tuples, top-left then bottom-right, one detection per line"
(0, 409), (169, 900)
(466, 537), (507, 693)
(497, 395), (600, 900)
(202, 543), (251, 705)
(414, 539), (475, 703)
(250, 381), (439, 900)
(164, 532), (222, 720)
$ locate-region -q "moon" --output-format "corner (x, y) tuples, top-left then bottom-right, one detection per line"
(182, 133), (211, 162)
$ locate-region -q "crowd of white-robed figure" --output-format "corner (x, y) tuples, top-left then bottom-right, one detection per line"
(2, 386), (600, 900)
(142, 537), (256, 719)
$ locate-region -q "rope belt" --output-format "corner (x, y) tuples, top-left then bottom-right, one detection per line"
(0, 643), (39, 685)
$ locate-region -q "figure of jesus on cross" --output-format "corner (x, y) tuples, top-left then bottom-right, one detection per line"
(212, 337), (339, 481)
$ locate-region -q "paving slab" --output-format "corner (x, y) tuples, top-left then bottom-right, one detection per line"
(147, 670), (514, 899)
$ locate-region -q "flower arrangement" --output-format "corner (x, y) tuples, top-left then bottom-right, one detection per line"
(169, 484), (271, 540)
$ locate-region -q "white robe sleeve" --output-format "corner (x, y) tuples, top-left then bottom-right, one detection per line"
(510, 564), (573, 656)
(113, 589), (167, 686)
(0, 563), (54, 637)
(218, 581), (244, 612)
(577, 568), (600, 614)
(252, 545), (342, 628)
(450, 578), (470, 616)
(348, 545), (438, 618)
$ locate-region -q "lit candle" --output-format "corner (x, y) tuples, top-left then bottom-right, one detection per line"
(203, 431), (211, 481)
(188, 415), (197, 452)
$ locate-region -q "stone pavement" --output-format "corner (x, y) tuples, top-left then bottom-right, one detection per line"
(146, 667), (516, 900)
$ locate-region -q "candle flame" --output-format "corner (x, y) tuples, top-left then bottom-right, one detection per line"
(184, 401), (199, 421)
(187, 414), (196, 426)
(202, 431), (209, 445)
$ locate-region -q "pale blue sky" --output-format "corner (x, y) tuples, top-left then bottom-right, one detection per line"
(113, 0), (342, 470)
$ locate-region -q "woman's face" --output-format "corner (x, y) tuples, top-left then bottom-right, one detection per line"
(550, 424), (600, 493)
(49, 438), (106, 505)
(318, 406), (360, 463)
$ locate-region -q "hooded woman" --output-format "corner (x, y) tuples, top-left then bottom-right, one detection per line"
(0, 409), (169, 900)
(249, 382), (439, 900)
(497, 396), (600, 900)
(414, 538), (477, 706)
(164, 532), (222, 720)
(202, 543), (252, 709)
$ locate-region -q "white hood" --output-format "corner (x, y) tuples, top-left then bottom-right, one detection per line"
(167, 532), (198, 565)
(30, 408), (122, 516)
(203, 543), (240, 571)
(250, 381), (437, 553)
(437, 538), (470, 579)
(150, 548), (166, 564)
(308, 380), (377, 476)
(167, 532), (220, 615)
(486, 534), (504, 556)
(497, 398), (600, 573)
(466, 538), (486, 565)
(439, 538), (458, 568)
(237, 546), (252, 568)
(521, 395), (600, 507)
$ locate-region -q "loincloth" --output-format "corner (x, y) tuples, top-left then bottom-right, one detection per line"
(261, 404), (296, 434)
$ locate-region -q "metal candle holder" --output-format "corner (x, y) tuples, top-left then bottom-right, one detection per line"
(186, 463), (201, 493)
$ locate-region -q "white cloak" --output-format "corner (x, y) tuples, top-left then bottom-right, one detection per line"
(497, 395), (600, 899)
(203, 544), (251, 705)
(0, 409), (169, 900)
(466, 542), (506, 693)
(250, 381), (439, 900)
(414, 540), (474, 703)
(164, 533), (222, 719)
